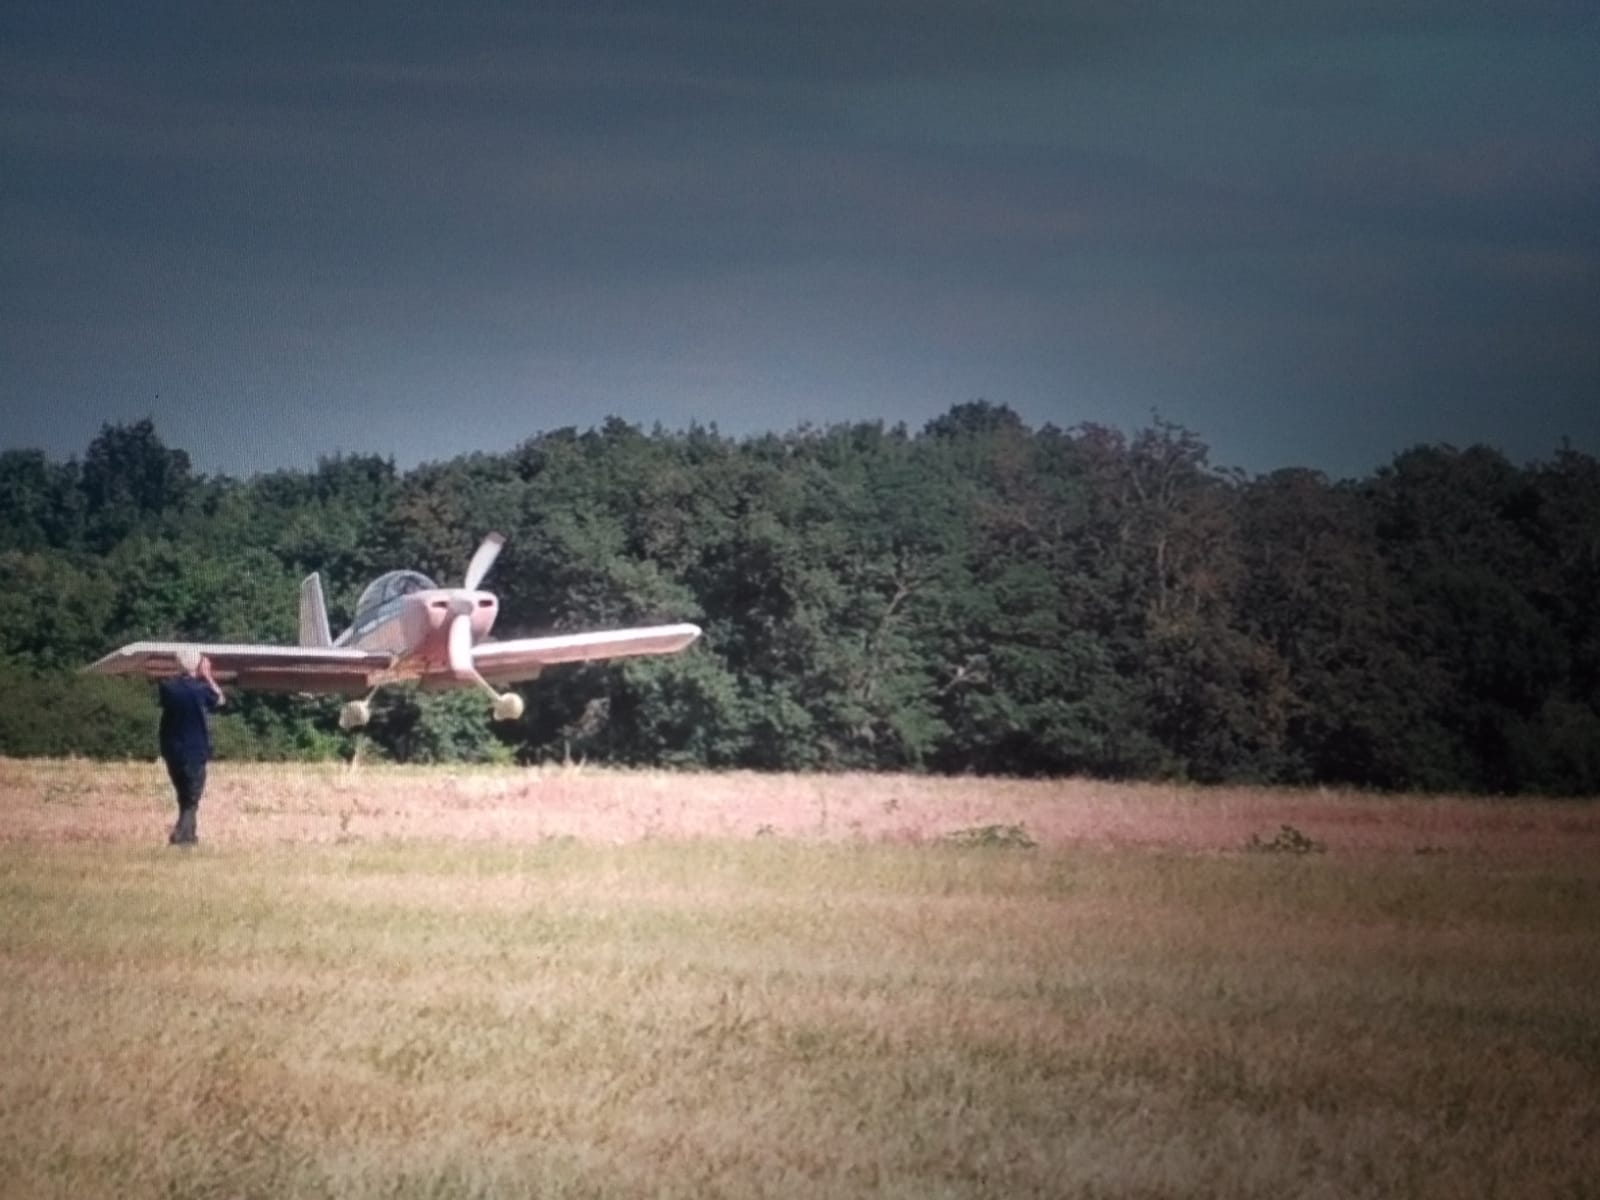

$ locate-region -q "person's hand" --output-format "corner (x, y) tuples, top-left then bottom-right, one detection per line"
(199, 656), (225, 703)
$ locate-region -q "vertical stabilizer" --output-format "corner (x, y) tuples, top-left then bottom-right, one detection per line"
(299, 573), (333, 648)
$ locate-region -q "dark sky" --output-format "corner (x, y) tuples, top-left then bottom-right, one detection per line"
(3, 1), (1596, 480)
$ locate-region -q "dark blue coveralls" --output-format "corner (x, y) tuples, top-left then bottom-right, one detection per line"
(157, 676), (219, 845)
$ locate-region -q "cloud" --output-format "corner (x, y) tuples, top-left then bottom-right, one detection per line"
(2, 0), (1596, 478)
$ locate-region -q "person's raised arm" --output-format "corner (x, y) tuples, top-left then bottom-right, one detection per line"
(198, 656), (226, 707)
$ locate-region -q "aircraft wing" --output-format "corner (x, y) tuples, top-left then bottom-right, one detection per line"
(473, 623), (702, 684)
(85, 641), (395, 696)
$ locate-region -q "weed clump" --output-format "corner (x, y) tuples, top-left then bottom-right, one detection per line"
(1245, 824), (1325, 855)
(943, 823), (1038, 849)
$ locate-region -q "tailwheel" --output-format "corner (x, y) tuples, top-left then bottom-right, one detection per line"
(339, 699), (372, 730)
(492, 692), (525, 722)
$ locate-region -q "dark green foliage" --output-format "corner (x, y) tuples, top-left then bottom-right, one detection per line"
(0, 550), (117, 670)
(2, 413), (1597, 791)
(361, 689), (514, 766)
(0, 664), (154, 758)
(0, 663), (326, 762)
(78, 418), (195, 551)
(216, 693), (348, 762)
(0, 449), (81, 552)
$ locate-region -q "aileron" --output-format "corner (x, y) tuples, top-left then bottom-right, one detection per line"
(473, 624), (702, 683)
(87, 641), (390, 680)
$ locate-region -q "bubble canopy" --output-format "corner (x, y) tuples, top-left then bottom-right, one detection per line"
(347, 570), (437, 639)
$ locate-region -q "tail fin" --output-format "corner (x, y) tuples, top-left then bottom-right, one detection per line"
(299, 573), (333, 648)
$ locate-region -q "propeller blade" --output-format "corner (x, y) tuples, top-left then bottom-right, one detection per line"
(448, 612), (475, 676)
(462, 533), (505, 591)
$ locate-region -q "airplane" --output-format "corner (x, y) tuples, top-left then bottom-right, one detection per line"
(85, 533), (702, 730)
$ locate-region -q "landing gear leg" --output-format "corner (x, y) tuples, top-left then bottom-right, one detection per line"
(464, 673), (525, 722)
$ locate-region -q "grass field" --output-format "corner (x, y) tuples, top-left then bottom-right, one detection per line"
(1, 759), (1597, 1198)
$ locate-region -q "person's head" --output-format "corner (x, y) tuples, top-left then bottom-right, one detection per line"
(174, 648), (202, 676)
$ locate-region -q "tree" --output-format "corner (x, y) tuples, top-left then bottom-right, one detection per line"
(0, 664), (153, 758)
(364, 689), (513, 764)
(0, 450), (81, 551)
(3, 413), (1596, 790)
(78, 419), (195, 550)
(1238, 469), (1450, 788)
(1365, 445), (1570, 790)
(0, 551), (117, 670)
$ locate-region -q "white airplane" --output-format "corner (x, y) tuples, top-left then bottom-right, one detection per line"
(86, 533), (701, 730)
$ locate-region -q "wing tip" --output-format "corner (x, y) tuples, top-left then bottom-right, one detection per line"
(83, 643), (141, 673)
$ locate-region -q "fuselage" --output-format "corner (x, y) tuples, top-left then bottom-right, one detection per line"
(344, 589), (500, 680)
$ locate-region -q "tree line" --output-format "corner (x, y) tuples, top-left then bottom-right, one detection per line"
(2, 406), (1597, 794)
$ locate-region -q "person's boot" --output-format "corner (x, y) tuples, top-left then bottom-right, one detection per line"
(172, 807), (198, 846)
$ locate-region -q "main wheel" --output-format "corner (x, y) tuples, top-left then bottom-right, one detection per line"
(339, 699), (372, 730)
(492, 692), (525, 721)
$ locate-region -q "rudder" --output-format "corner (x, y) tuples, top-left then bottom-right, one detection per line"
(299, 573), (333, 648)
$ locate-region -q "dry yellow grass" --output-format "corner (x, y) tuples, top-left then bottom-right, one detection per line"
(1, 759), (1597, 1198)
(6, 756), (1597, 855)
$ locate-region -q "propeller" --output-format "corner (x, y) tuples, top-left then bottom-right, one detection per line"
(448, 579), (524, 720)
(452, 531), (525, 721)
(461, 532), (505, 591)
(448, 607), (475, 676)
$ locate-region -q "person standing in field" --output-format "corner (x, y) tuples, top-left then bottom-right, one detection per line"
(158, 648), (225, 846)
